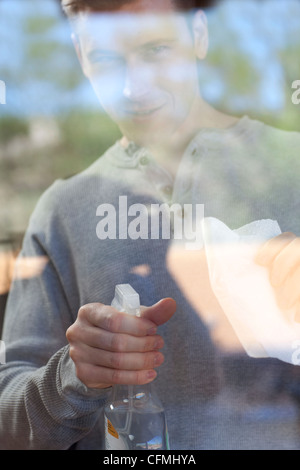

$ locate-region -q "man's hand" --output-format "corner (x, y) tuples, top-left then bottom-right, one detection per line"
(66, 298), (176, 389)
(255, 232), (300, 321)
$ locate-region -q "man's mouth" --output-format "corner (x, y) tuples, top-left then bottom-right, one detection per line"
(122, 103), (166, 120)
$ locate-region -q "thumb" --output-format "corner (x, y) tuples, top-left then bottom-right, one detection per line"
(140, 298), (176, 327)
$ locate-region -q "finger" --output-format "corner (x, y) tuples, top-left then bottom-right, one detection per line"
(79, 303), (158, 336)
(255, 232), (296, 267)
(70, 343), (164, 371)
(270, 237), (300, 287)
(80, 326), (165, 353)
(275, 265), (300, 310)
(75, 362), (157, 388)
(140, 298), (176, 326)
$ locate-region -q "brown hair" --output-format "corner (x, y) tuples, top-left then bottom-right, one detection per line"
(61, 0), (216, 16)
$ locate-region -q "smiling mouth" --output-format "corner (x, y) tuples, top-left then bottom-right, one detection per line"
(123, 103), (166, 119)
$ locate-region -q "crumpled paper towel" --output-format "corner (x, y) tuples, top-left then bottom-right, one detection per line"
(202, 217), (300, 365)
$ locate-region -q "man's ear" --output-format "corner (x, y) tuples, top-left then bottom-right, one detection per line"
(192, 10), (209, 60)
(71, 32), (88, 76)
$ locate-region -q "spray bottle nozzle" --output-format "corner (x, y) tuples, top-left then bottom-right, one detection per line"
(111, 284), (141, 317)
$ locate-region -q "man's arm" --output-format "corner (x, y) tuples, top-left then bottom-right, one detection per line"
(0, 216), (175, 450)
(0, 228), (109, 450)
(0, 234), (175, 449)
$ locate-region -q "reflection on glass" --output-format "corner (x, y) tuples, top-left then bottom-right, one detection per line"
(1, 0), (300, 451)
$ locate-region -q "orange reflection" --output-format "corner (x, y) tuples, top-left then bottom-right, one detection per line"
(14, 255), (48, 281)
(130, 264), (152, 277)
(166, 243), (243, 353)
(0, 252), (48, 295)
(0, 251), (16, 295)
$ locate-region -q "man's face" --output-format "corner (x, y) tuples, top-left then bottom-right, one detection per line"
(74, 0), (205, 147)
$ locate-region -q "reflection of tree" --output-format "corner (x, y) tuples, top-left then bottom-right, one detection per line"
(1, 0), (299, 123)
(0, 0), (121, 237)
(0, 0), (83, 115)
(199, 1), (300, 131)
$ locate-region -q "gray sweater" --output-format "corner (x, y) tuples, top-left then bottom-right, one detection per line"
(1, 116), (300, 450)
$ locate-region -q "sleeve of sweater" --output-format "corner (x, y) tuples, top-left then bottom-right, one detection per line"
(0, 181), (110, 450)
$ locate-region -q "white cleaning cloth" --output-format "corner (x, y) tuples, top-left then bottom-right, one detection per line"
(202, 217), (300, 365)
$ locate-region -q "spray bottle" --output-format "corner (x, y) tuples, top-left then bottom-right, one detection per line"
(104, 284), (170, 450)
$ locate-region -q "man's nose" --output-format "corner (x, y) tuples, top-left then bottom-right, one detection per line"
(122, 61), (153, 101)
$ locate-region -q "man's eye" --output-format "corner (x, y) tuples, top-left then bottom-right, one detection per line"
(89, 54), (120, 66)
(147, 45), (172, 58)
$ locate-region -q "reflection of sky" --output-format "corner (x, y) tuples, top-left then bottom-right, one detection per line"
(0, 0), (93, 115)
(0, 0), (299, 117)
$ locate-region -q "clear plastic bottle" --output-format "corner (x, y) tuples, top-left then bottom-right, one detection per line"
(104, 284), (170, 451)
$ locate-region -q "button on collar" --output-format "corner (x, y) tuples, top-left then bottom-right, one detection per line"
(191, 144), (199, 157)
(163, 185), (173, 196)
(139, 155), (150, 166)
(125, 141), (140, 157)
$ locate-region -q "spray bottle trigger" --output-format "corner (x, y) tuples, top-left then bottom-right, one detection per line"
(111, 284), (141, 317)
